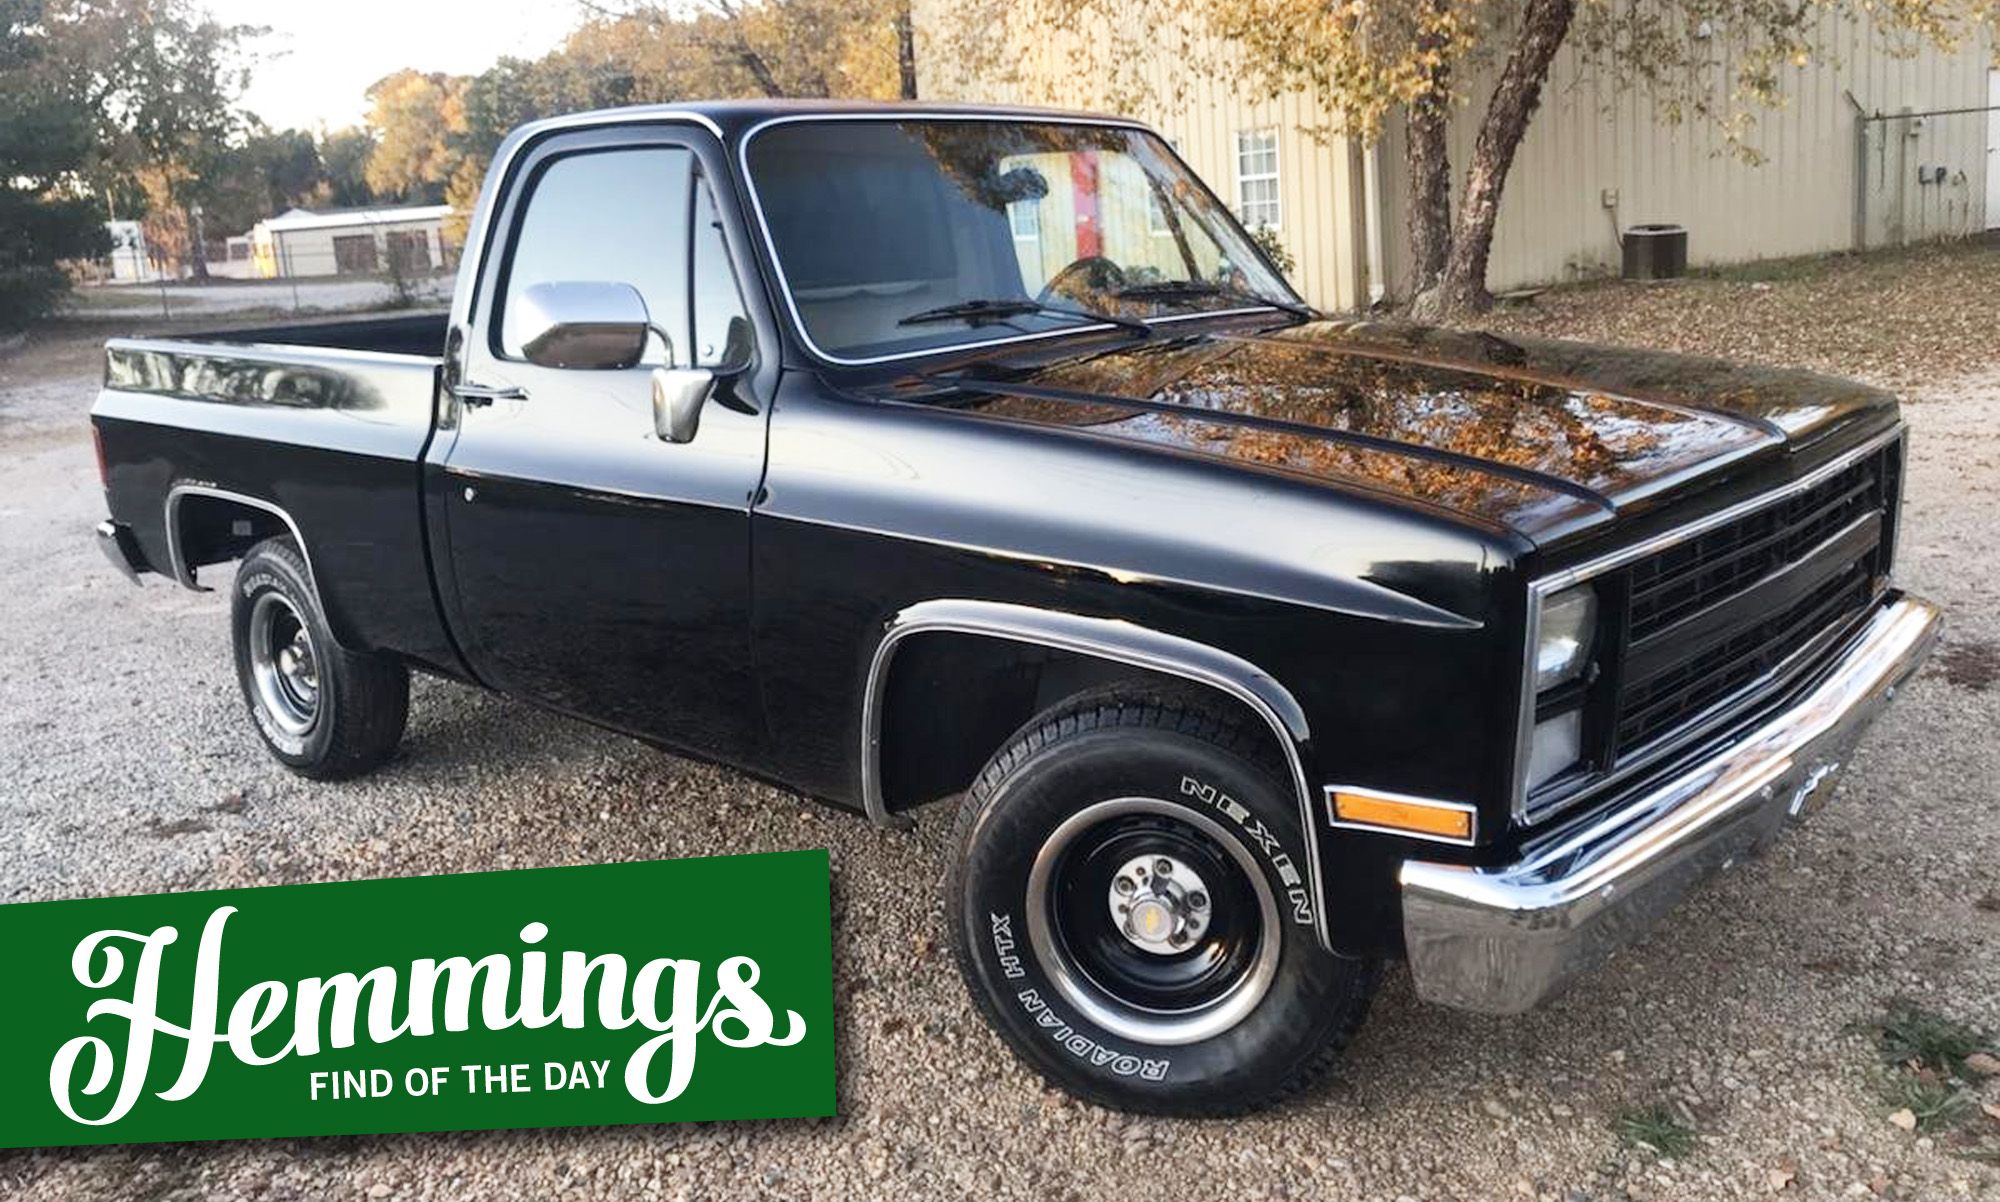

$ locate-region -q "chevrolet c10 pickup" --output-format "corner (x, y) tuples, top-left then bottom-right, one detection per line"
(90, 100), (1941, 1115)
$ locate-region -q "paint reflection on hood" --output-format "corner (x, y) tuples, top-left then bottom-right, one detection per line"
(919, 319), (1898, 540)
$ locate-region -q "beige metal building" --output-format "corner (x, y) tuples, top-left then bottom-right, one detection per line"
(914, 4), (1998, 311)
(250, 204), (452, 280)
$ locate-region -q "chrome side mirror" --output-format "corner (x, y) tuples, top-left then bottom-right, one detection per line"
(515, 281), (665, 370)
(651, 367), (715, 444)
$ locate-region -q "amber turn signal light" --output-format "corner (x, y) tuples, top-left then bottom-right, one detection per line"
(1330, 789), (1475, 842)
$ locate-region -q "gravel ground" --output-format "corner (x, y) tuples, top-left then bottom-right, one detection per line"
(3, 265), (1998, 1200)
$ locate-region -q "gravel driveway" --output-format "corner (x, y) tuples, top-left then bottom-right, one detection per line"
(2, 294), (1997, 1200)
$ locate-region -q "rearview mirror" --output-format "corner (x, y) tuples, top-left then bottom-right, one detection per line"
(514, 281), (664, 370)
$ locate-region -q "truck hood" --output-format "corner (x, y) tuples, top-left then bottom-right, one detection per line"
(919, 319), (1900, 544)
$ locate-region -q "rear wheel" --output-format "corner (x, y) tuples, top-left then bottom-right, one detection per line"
(231, 537), (408, 779)
(947, 694), (1382, 1115)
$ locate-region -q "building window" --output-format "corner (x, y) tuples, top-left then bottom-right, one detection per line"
(332, 234), (379, 275)
(385, 229), (432, 273)
(1008, 198), (1041, 241)
(1234, 129), (1280, 230)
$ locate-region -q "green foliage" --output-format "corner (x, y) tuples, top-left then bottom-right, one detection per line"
(16, 0), (255, 277)
(1857, 1003), (1998, 1146)
(1873, 1003), (1991, 1077)
(47, 0), (250, 188)
(318, 128), (379, 209)
(1876, 1068), (1978, 1132)
(1245, 223), (1295, 278)
(198, 126), (331, 236)
(0, 0), (109, 329)
(1611, 1104), (1698, 1159)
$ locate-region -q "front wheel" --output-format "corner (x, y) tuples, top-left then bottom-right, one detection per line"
(947, 695), (1381, 1115)
(231, 536), (409, 780)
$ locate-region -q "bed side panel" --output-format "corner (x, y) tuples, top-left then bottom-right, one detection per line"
(92, 340), (460, 672)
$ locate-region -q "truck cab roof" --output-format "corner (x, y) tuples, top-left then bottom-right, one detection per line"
(507, 99), (1150, 145)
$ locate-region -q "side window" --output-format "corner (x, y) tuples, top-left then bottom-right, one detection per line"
(690, 179), (752, 369)
(498, 147), (695, 363)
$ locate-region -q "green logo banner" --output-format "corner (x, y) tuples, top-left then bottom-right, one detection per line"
(0, 851), (835, 1147)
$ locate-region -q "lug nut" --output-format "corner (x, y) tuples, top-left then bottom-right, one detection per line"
(1154, 858), (1174, 876)
(1169, 930), (1189, 945)
(1113, 876), (1135, 895)
(1188, 891), (1208, 910)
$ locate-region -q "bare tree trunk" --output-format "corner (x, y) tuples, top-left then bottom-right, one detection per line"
(708, 0), (788, 96)
(1410, 0), (1576, 321)
(188, 205), (209, 282)
(1402, 0), (1454, 301)
(896, 3), (918, 99)
(736, 45), (786, 97)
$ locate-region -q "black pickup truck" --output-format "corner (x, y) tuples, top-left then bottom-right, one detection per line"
(91, 101), (1940, 1114)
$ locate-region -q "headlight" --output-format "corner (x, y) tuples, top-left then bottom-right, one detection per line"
(1520, 584), (1601, 800)
(1534, 585), (1599, 691)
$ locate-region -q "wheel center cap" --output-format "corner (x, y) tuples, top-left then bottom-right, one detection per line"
(1107, 853), (1211, 955)
(280, 636), (317, 692)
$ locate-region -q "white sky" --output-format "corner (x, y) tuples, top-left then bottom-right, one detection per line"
(210, 0), (587, 132)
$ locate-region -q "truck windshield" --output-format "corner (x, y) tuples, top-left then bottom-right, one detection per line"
(743, 118), (1303, 363)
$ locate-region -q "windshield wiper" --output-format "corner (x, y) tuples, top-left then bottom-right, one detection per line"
(896, 297), (1153, 339)
(1113, 280), (1318, 320)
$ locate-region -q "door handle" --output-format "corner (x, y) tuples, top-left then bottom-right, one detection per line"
(450, 381), (527, 408)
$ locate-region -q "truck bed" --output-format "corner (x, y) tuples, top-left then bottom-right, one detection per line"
(91, 311), (464, 675)
(177, 311), (450, 360)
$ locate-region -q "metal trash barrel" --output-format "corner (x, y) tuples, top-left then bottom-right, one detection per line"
(1622, 224), (1688, 280)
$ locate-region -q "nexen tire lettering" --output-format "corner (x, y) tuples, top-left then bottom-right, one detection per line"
(1179, 775), (1313, 926)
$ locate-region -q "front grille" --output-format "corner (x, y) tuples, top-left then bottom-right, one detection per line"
(1615, 553), (1875, 748)
(1611, 439), (1898, 760)
(1627, 453), (1889, 641)
(1523, 433), (1903, 826)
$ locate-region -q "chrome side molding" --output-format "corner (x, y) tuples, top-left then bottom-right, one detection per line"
(163, 484), (324, 604)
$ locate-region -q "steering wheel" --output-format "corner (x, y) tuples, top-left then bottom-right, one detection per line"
(1038, 255), (1128, 305)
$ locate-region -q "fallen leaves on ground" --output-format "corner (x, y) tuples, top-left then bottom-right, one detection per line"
(1476, 236), (2000, 393)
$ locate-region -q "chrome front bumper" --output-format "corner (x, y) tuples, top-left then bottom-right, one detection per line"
(1401, 594), (1942, 1015)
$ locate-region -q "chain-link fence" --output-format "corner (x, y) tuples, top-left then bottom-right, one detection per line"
(81, 228), (461, 321)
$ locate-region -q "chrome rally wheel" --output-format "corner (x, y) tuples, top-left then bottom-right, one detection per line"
(1026, 797), (1280, 1046)
(231, 536), (409, 779)
(247, 591), (321, 737)
(948, 694), (1383, 1115)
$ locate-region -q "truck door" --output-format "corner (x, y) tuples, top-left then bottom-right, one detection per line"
(428, 126), (768, 764)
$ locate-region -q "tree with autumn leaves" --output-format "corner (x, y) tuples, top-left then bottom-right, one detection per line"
(4, 0), (913, 325)
(358, 2), (918, 250)
(928, 0), (1997, 319)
